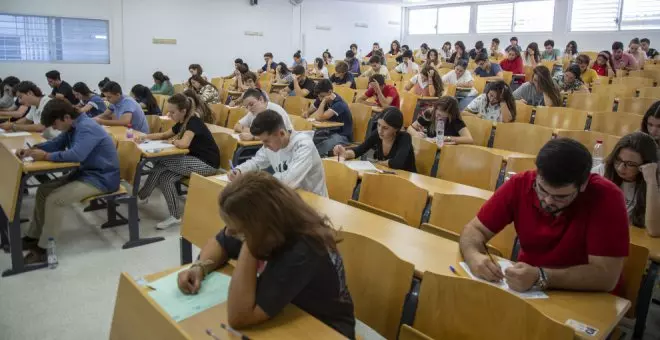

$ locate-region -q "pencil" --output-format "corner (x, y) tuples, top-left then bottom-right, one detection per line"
(483, 242), (496, 265)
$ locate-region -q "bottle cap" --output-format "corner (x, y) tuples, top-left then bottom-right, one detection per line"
(596, 140), (603, 143)
(48, 237), (54, 241)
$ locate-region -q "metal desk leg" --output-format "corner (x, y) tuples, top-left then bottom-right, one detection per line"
(120, 195), (164, 249)
(634, 261), (659, 339)
(180, 237), (193, 265)
(0, 208), (9, 253)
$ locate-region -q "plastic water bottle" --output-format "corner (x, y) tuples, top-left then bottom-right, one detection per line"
(435, 117), (446, 147)
(47, 237), (58, 269)
(593, 140), (604, 169)
(126, 124), (133, 139)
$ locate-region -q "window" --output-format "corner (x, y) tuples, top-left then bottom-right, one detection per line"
(620, 0), (660, 30)
(0, 13), (109, 63)
(477, 3), (513, 33)
(514, 1), (554, 32)
(570, 0), (621, 31)
(408, 8), (438, 35)
(437, 6), (471, 34)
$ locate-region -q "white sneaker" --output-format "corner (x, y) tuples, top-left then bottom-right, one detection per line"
(156, 216), (181, 230)
(139, 197), (149, 205)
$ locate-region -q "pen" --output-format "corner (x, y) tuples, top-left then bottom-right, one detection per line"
(221, 323), (250, 340)
(25, 142), (33, 149)
(205, 329), (221, 340)
(229, 160), (235, 171)
(483, 241), (497, 265)
(449, 265), (459, 276)
(145, 284), (156, 291)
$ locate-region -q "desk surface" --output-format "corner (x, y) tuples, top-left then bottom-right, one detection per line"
(205, 124), (263, 147)
(0, 136), (80, 173)
(441, 144), (536, 159)
(629, 226), (660, 263)
(104, 126), (189, 158)
(310, 119), (344, 129)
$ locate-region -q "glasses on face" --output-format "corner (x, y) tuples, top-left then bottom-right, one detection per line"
(614, 157), (641, 170)
(533, 180), (578, 203)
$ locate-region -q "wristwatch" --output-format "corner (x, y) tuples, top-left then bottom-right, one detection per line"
(532, 267), (549, 291)
(190, 259), (215, 279)
(444, 136), (452, 143)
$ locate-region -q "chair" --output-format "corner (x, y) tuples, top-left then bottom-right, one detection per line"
(389, 71), (403, 82)
(225, 107), (247, 130)
(629, 69), (660, 85)
(515, 101), (534, 123)
(402, 73), (414, 84)
(623, 243), (650, 321)
(506, 156), (537, 174)
(473, 76), (488, 94)
(437, 145), (503, 191)
(411, 136), (438, 177)
(616, 97), (657, 115)
(209, 103), (228, 126)
(523, 65), (534, 83)
(355, 173), (428, 227)
(462, 115), (494, 147)
(172, 83), (184, 94)
(211, 131), (238, 172)
(637, 87), (660, 99)
(554, 129), (621, 156)
(337, 231), (415, 340)
(145, 115), (161, 133)
(414, 271), (574, 340)
(493, 123), (554, 155)
(283, 95), (310, 116)
(533, 107), (588, 130)
(210, 77), (224, 89)
(502, 71), (513, 85)
(321, 160), (358, 204)
(612, 76), (654, 88)
(386, 60), (397, 70)
(259, 80), (272, 94)
(591, 83), (638, 100)
(348, 200), (409, 224)
(400, 92), (419, 128)
(359, 64), (370, 74)
(443, 83), (457, 97)
(327, 64), (336, 75)
(590, 111), (643, 137)
(288, 114), (313, 131)
(334, 86), (356, 104)
(268, 92), (285, 107)
(349, 103), (373, 144)
(567, 92), (614, 112)
(153, 95), (168, 112)
(541, 60), (557, 72)
(438, 67), (452, 76)
(399, 325), (433, 340)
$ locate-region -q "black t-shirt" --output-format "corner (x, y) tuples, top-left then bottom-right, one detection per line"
(416, 114), (466, 138)
(10, 98), (30, 122)
(51, 81), (77, 105)
(352, 131), (417, 172)
(329, 73), (356, 89)
(288, 77), (317, 99)
(216, 228), (356, 339)
(172, 116), (220, 168)
(313, 95), (354, 140)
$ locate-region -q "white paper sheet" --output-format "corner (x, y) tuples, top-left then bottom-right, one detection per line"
(345, 161), (379, 172)
(214, 174), (229, 182)
(231, 133), (240, 140)
(138, 141), (176, 153)
(0, 131), (31, 137)
(459, 260), (548, 299)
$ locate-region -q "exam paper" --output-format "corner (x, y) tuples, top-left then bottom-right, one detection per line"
(459, 261), (548, 299)
(345, 161), (379, 172)
(138, 141), (176, 153)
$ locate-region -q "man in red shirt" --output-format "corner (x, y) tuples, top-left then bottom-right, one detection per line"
(357, 74), (400, 109)
(460, 138), (629, 293)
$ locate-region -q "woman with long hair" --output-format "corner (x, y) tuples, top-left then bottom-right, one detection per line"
(189, 74), (221, 105)
(593, 132), (660, 236)
(499, 47), (524, 75)
(151, 71), (174, 95)
(130, 84), (161, 115)
(183, 88), (216, 124)
(425, 49), (441, 68)
(134, 93), (220, 229)
(591, 51), (616, 77)
(311, 57), (329, 79)
(641, 100), (660, 147)
(466, 80), (516, 123)
(408, 96), (474, 144)
(448, 41), (469, 64)
(524, 42), (541, 67)
(513, 66), (562, 107)
(563, 41), (579, 61)
(72, 82), (106, 117)
(416, 43), (429, 62)
(405, 65), (443, 97)
(575, 54), (599, 85)
(441, 60), (478, 111)
(322, 50), (333, 65)
(274, 62), (295, 84)
(553, 64), (588, 94)
(388, 40), (401, 57)
(441, 41), (453, 60)
(188, 63), (206, 79)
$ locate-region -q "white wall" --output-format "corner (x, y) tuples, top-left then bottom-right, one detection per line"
(403, 0), (660, 56)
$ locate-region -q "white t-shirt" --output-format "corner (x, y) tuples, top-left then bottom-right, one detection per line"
(26, 96), (60, 139)
(395, 62), (419, 74)
(409, 74), (428, 89)
(320, 66), (329, 79)
(592, 164), (637, 217)
(236, 132), (328, 197)
(238, 102), (294, 132)
(442, 70), (477, 96)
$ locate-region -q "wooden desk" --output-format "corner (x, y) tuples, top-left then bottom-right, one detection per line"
(441, 144), (534, 160)
(309, 119), (344, 130)
(110, 266), (343, 340)
(205, 124), (262, 165)
(628, 226), (660, 338)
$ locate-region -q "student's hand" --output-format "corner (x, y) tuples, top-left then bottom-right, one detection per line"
(133, 135), (146, 143)
(369, 82), (379, 91)
(465, 252), (504, 282)
(15, 148), (29, 158)
(0, 121), (10, 130)
(238, 132), (253, 141)
(332, 145), (346, 159)
(93, 116), (102, 123)
(28, 149), (48, 161)
(429, 69), (435, 78)
(504, 262), (540, 292)
(55, 93), (64, 99)
(177, 266), (204, 295)
(640, 163), (658, 182)
(228, 168), (242, 181)
(416, 131), (426, 138)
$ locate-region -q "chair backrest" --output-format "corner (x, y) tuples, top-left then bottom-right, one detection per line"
(153, 94), (168, 112)
(288, 114), (313, 131)
(211, 77), (224, 89)
(145, 115), (162, 133)
(540, 60), (557, 72)
(438, 67), (452, 76)
(591, 83), (637, 100)
(506, 156), (537, 174)
(173, 83), (184, 94)
(211, 131), (238, 171)
(515, 101), (534, 123)
(337, 231), (415, 340)
(437, 145), (503, 191)
(462, 116), (494, 147)
(629, 69), (660, 85)
(0, 144), (24, 223)
(411, 136), (438, 177)
(358, 173), (428, 227)
(567, 93), (614, 112)
(523, 65), (534, 83)
(399, 325), (433, 340)
(590, 111), (642, 137)
(637, 87), (660, 99)
(554, 129), (621, 157)
(321, 160), (358, 204)
(612, 76), (655, 88)
(502, 71), (513, 85)
(181, 174), (226, 248)
(533, 107), (588, 130)
(259, 80), (272, 94)
(283, 95), (310, 116)
(209, 103), (228, 127)
(334, 86), (356, 104)
(400, 92), (419, 128)
(269, 92), (285, 107)
(616, 97), (656, 115)
(116, 141), (142, 186)
(414, 271), (574, 340)
(349, 103), (373, 144)
(443, 83), (457, 97)
(327, 64), (336, 75)
(355, 77), (369, 90)
(386, 60), (397, 70)
(389, 71), (403, 82)
(402, 73), (414, 84)
(623, 243), (650, 318)
(473, 76), (488, 94)
(225, 107), (247, 133)
(348, 199), (408, 224)
(493, 122), (554, 155)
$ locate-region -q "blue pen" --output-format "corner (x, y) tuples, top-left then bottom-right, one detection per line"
(229, 160), (235, 171)
(449, 265), (459, 276)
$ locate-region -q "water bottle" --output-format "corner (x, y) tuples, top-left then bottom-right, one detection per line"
(47, 237), (58, 269)
(126, 123), (133, 139)
(435, 116), (446, 147)
(593, 140), (604, 169)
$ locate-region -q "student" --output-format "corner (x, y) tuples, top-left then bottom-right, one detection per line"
(401, 45), (412, 60)
(641, 101), (660, 152)
(405, 65), (443, 97)
(333, 107), (416, 172)
(304, 80), (353, 154)
(46, 70), (76, 104)
(274, 62), (295, 84)
(350, 43), (362, 60)
(223, 59), (245, 80)
(0, 77), (30, 121)
(330, 61), (356, 89)
(176, 172), (355, 338)
(190, 75), (221, 105)
(505, 36), (522, 53)
(466, 81), (516, 123)
(541, 40), (560, 61)
(0, 76), (19, 111)
(553, 64), (588, 94)
(131, 84), (162, 115)
(183, 89), (216, 124)
(345, 50), (361, 75)
(448, 41), (469, 64)
(189, 64), (207, 80)
(575, 54), (599, 85)
(592, 132), (660, 236)
(474, 54), (504, 79)
(310, 58), (329, 79)
(441, 60), (478, 111)
(72, 82), (107, 117)
(408, 96), (474, 145)
(394, 50), (419, 74)
(563, 41), (578, 61)
(365, 42), (381, 59)
(524, 43), (541, 67)
(628, 38), (646, 68)
(641, 38), (660, 60)
(260, 52), (277, 74)
(98, 77), (110, 96)
(96, 81), (149, 133)
(425, 49), (441, 68)
(612, 41), (639, 71)
(323, 50), (333, 65)
(513, 66), (562, 107)
(135, 94), (220, 229)
(490, 38), (503, 59)
(234, 72), (268, 104)
(469, 41), (486, 60)
(357, 74), (400, 109)
(0, 81), (57, 138)
(362, 56), (391, 80)
(459, 138), (629, 293)
(416, 43), (429, 62)
(592, 51), (616, 77)
(17, 98), (120, 264)
(229, 110), (328, 196)
(388, 40), (402, 57)
(291, 50), (308, 70)
(151, 71), (174, 95)
(499, 48), (524, 75)
(282, 66), (316, 99)
(234, 89), (293, 141)
(440, 42), (453, 60)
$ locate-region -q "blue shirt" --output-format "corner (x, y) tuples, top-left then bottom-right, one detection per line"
(474, 63), (503, 77)
(314, 95), (353, 141)
(109, 95), (149, 133)
(83, 94), (107, 117)
(261, 62), (277, 72)
(39, 115), (120, 192)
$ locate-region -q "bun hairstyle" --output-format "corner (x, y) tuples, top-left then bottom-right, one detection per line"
(294, 50), (302, 59)
(168, 93), (195, 138)
(182, 88), (215, 124)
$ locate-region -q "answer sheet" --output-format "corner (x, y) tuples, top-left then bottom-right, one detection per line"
(459, 260), (549, 299)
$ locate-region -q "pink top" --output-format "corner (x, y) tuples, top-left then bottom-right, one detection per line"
(613, 52), (638, 70)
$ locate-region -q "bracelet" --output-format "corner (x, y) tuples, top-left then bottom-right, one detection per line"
(191, 259), (215, 279)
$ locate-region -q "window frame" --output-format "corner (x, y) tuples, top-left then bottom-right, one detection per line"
(0, 12), (110, 64)
(568, 0), (660, 32)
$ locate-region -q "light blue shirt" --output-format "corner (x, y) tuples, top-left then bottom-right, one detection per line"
(109, 95), (149, 133)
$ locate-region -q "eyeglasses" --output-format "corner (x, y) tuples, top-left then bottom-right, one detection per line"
(533, 180), (578, 203)
(614, 157), (641, 169)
